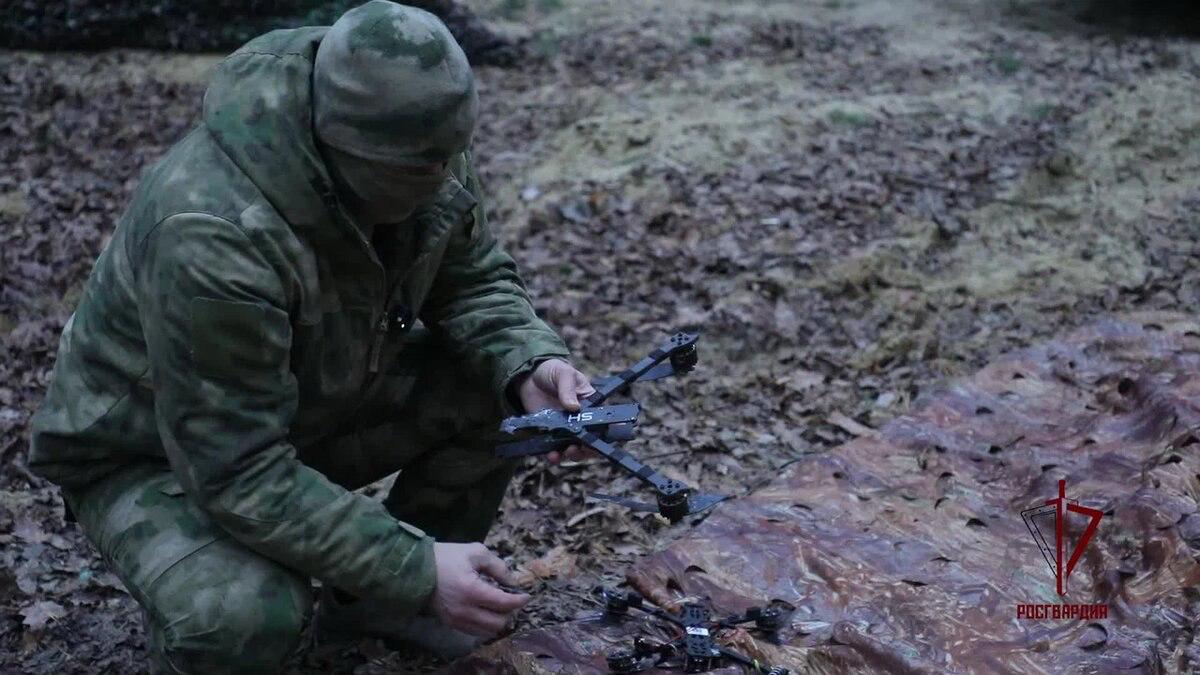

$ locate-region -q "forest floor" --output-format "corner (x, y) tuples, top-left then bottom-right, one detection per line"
(2, 0), (1199, 672)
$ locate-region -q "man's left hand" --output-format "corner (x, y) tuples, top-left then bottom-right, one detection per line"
(514, 359), (596, 464)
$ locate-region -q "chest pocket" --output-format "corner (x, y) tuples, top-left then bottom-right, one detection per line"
(289, 291), (375, 445)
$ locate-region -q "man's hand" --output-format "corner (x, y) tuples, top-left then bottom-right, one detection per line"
(428, 542), (530, 638)
(514, 358), (596, 463)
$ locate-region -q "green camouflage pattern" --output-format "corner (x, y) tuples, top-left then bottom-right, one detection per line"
(63, 328), (515, 671)
(63, 465), (313, 673)
(30, 9), (569, 665)
(306, 329), (520, 546)
(313, 0), (478, 165)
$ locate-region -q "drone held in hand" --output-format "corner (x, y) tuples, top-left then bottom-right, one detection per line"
(594, 587), (795, 674)
(495, 332), (727, 523)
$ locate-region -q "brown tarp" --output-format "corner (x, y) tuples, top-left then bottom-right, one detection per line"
(455, 313), (1200, 674)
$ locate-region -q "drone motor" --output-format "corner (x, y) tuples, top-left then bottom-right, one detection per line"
(605, 648), (639, 674)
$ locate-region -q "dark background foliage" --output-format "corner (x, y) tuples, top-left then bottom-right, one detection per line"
(1, 0), (515, 64)
(3, 1), (358, 51)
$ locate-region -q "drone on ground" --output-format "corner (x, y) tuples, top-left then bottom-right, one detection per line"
(593, 587), (794, 674)
(496, 332), (727, 523)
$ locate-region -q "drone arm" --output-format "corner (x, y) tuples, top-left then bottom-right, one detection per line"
(575, 430), (677, 492)
(584, 332), (698, 406)
(588, 361), (676, 395)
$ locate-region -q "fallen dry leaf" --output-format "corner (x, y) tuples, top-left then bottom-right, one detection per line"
(512, 546), (577, 587)
(12, 517), (47, 545)
(777, 368), (824, 393)
(21, 600), (65, 631)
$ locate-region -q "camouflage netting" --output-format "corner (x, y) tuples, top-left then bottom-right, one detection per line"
(455, 313), (1200, 674)
(1, 0), (517, 66)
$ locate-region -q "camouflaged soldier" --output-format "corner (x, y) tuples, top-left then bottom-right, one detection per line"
(28, 1), (596, 671)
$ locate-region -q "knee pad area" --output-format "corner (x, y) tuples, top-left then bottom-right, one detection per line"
(149, 544), (311, 673)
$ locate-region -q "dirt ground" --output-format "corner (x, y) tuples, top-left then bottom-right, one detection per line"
(1, 0), (1198, 672)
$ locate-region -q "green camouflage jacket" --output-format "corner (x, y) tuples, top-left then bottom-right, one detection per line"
(30, 27), (569, 609)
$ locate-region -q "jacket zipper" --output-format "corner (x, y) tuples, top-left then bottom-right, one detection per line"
(368, 312), (388, 373)
(320, 188), (392, 376)
(365, 215), (431, 377)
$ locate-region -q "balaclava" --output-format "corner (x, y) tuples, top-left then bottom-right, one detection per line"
(313, 0), (479, 226)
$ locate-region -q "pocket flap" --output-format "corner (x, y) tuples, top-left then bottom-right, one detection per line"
(189, 296), (291, 381)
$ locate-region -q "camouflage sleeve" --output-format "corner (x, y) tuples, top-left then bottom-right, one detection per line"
(421, 151), (571, 407)
(137, 212), (436, 613)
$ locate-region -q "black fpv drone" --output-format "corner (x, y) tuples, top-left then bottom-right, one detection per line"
(593, 587), (794, 674)
(496, 332), (727, 523)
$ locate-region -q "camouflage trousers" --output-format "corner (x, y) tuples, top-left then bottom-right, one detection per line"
(62, 329), (517, 673)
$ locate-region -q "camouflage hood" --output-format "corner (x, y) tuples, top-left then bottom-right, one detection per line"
(202, 26), (339, 237)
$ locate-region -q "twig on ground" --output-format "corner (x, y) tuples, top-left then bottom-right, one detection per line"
(566, 506), (607, 528)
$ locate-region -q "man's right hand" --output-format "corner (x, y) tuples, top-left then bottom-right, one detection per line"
(428, 542), (530, 637)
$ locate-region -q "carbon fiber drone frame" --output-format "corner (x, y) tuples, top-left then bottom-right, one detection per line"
(595, 587), (793, 674)
(495, 332), (725, 523)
